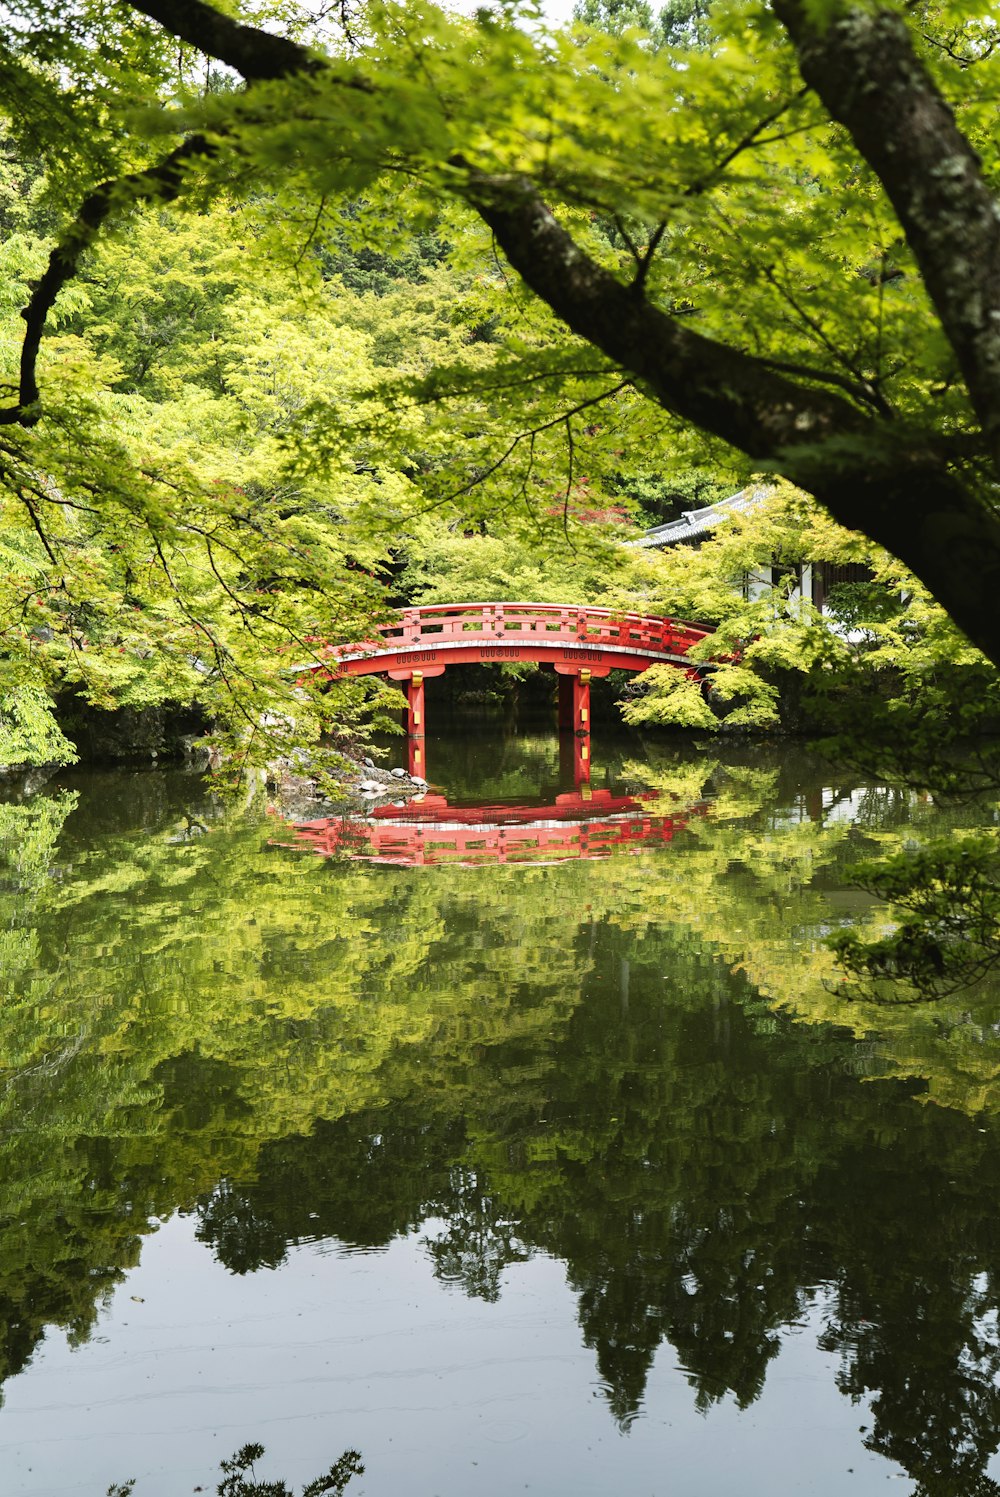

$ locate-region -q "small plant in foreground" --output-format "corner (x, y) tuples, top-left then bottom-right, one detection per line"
(106, 1442), (364, 1497)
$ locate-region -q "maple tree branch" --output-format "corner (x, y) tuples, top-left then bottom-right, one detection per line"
(125, 0), (317, 79)
(460, 168), (864, 459)
(1, 135), (215, 427)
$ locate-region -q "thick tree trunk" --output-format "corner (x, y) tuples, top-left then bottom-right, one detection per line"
(803, 465), (1000, 667)
(772, 2), (1000, 471)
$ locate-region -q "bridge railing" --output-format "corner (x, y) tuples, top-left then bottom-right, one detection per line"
(289, 806), (700, 865)
(338, 602), (710, 658)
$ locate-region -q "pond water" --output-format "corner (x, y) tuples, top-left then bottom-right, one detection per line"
(2, 721), (1000, 1496)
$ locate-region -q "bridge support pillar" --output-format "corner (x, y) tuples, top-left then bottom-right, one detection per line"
(573, 670), (591, 784)
(389, 663), (445, 780)
(556, 666), (592, 785)
(406, 671), (426, 779)
(572, 669), (592, 735)
(556, 667), (593, 736)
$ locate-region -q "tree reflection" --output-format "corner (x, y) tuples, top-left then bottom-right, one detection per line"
(185, 953), (1000, 1490)
(423, 1167), (531, 1302)
(5, 760), (1000, 1494)
(815, 1096), (1000, 1497)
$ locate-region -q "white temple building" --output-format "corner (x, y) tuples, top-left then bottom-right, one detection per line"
(633, 486), (871, 613)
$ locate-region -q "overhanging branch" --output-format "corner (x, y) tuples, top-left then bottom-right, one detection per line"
(2, 134), (215, 428)
(125, 0), (316, 80)
(459, 167), (868, 459)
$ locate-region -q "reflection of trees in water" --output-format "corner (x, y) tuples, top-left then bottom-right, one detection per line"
(816, 1099), (1000, 1497)
(196, 1180), (290, 1275)
(423, 1168), (531, 1302)
(7, 763), (1000, 1491)
(110, 1441), (364, 1497)
(190, 950), (1000, 1489)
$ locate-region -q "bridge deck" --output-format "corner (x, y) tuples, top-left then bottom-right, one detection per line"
(323, 602), (711, 676)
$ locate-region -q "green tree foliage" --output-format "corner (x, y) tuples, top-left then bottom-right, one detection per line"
(396, 512), (658, 608)
(0, 125), (677, 765)
(619, 484), (993, 737)
(0, 683), (76, 768)
(109, 1443), (364, 1497)
(0, 0), (999, 746)
(829, 835), (1000, 1002)
(9, 1), (1000, 653)
(573, 0), (713, 48)
(0, 185), (413, 766)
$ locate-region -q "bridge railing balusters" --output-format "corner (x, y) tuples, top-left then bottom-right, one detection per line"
(317, 601), (712, 674)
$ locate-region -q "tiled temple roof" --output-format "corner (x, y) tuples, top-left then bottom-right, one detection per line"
(633, 485), (772, 548)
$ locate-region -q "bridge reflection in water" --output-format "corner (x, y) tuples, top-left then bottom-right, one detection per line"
(291, 789), (704, 867)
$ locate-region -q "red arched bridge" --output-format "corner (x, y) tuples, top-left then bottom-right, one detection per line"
(312, 603), (712, 780)
(287, 789), (707, 868)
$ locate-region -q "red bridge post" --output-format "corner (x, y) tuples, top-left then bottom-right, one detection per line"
(407, 671), (426, 779)
(573, 669), (592, 734)
(389, 663), (444, 778)
(556, 667), (592, 785)
(574, 669), (591, 784)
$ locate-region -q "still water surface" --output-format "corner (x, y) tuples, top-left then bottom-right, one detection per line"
(2, 724), (1000, 1496)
